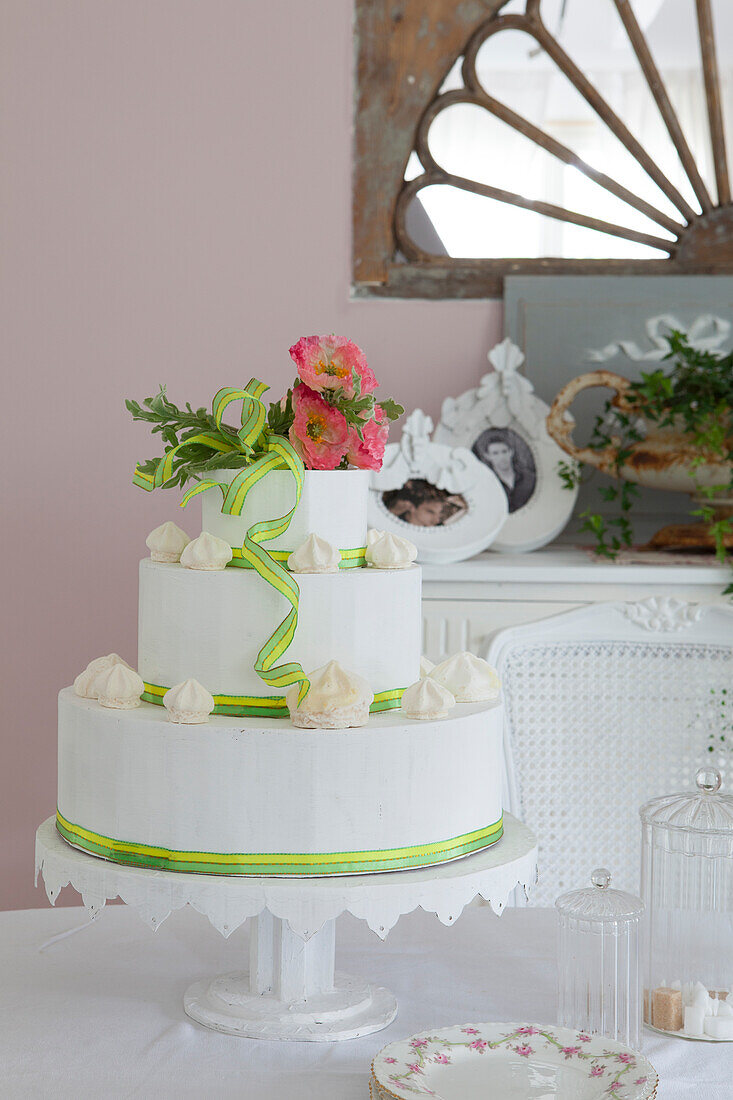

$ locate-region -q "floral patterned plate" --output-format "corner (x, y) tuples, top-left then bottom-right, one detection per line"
(371, 1023), (658, 1099)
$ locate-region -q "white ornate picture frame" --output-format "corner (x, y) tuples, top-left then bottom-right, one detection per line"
(433, 338), (578, 553)
(369, 410), (508, 564)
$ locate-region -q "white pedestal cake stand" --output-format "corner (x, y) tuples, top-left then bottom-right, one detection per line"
(35, 815), (537, 1042)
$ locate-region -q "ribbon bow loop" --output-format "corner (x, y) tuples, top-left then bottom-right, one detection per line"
(212, 378), (269, 452)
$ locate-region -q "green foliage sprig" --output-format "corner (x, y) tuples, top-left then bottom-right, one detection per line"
(126, 389), (255, 490)
(560, 331), (733, 591)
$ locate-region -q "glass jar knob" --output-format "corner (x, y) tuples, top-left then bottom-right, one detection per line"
(591, 867), (612, 889)
(695, 766), (722, 794)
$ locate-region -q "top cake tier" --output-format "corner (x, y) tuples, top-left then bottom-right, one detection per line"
(201, 468), (370, 552)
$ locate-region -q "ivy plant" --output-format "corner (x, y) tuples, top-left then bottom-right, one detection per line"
(560, 331), (733, 593)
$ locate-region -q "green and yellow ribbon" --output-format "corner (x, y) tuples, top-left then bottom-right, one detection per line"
(134, 379), (313, 707)
(56, 808), (504, 876)
(141, 680), (405, 718)
(132, 432), (235, 491)
(229, 545), (366, 569)
(133, 377), (270, 492)
(230, 434), (311, 705)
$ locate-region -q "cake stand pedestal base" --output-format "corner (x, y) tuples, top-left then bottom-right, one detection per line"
(184, 911), (396, 1040)
(36, 814), (537, 1042)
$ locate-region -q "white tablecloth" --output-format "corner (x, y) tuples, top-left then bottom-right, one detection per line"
(1, 903), (728, 1098)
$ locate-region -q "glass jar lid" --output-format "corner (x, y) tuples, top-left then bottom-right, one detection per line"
(639, 767), (733, 834)
(555, 868), (644, 923)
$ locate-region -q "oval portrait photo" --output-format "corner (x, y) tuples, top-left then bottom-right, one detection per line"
(472, 427), (537, 514)
(381, 478), (468, 528)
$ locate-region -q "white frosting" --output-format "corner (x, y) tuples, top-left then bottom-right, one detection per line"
(202, 469), (369, 553)
(74, 654), (133, 699)
(95, 664), (144, 709)
(145, 521), (190, 563)
(58, 687), (504, 864)
(286, 660), (374, 729)
(365, 531), (418, 570)
(430, 651), (501, 702)
(287, 533), (341, 574)
(180, 532), (233, 571)
(163, 678), (215, 724)
(401, 677), (456, 720)
(366, 528), (386, 547)
(138, 560), (421, 700)
(419, 656), (435, 678)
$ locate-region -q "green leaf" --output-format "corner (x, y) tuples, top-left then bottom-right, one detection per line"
(127, 386), (253, 490)
(379, 398), (405, 422)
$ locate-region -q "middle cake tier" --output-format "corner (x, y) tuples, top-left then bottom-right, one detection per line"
(138, 559), (422, 711)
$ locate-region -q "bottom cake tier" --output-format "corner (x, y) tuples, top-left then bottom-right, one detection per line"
(56, 688), (504, 876)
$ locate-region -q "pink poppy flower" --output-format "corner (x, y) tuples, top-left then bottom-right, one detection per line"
(590, 1066), (605, 1077)
(289, 385), (349, 470)
(384, 1057), (397, 1064)
(617, 1053), (633, 1064)
(407, 1062), (422, 1074)
(514, 1045), (533, 1058)
(561, 1046), (581, 1059)
(578, 1034), (592, 1042)
(410, 1038), (428, 1048)
(289, 335), (376, 398)
(469, 1040), (487, 1051)
(345, 405), (390, 471)
(634, 1078), (647, 1085)
(461, 1027), (479, 1035)
(517, 1027), (540, 1036)
(433, 1054), (450, 1064)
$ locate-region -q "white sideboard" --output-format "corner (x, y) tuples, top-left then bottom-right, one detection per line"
(421, 543), (731, 661)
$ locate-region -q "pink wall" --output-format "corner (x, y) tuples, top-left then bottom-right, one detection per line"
(1, 1), (501, 909)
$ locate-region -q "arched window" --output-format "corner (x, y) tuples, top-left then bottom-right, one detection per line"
(353, 0), (733, 297)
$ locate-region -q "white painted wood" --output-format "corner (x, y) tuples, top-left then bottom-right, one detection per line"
(369, 409), (508, 563)
(275, 917), (335, 1002)
(486, 600), (733, 906)
(421, 544), (730, 658)
(421, 545), (731, 588)
(432, 339), (579, 553)
(249, 908), (276, 995)
(184, 970), (397, 1041)
(37, 815), (537, 938)
(37, 815), (538, 1042)
(191, 914), (365, 1040)
(422, 600), (583, 661)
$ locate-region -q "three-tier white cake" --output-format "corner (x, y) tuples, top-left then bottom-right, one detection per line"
(57, 469), (504, 875)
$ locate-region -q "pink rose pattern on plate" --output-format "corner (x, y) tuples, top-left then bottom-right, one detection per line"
(374, 1025), (657, 1099)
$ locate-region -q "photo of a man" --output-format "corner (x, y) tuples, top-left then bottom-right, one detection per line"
(472, 427), (536, 513)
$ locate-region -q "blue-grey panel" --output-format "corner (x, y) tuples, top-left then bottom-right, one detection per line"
(503, 275), (733, 520)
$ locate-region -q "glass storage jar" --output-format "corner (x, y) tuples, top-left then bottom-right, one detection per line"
(556, 868), (644, 1050)
(640, 766), (733, 1041)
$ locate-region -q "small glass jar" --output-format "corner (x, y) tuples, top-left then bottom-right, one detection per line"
(556, 868), (644, 1050)
(640, 766), (733, 1041)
